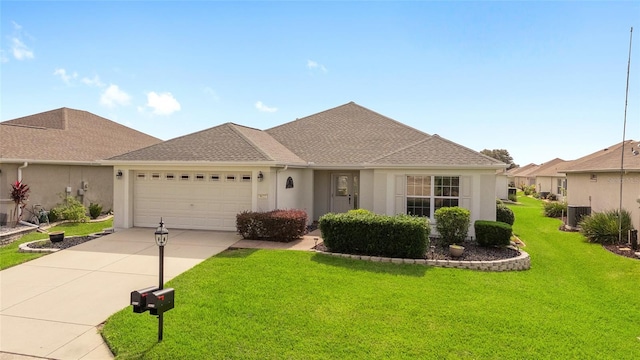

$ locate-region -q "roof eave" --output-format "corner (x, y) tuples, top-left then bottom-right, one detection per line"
(0, 158), (104, 166)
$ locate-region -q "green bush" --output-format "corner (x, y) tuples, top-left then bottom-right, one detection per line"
(236, 209), (307, 242)
(546, 193), (558, 201)
(523, 185), (536, 196)
(508, 193), (518, 202)
(347, 209), (374, 216)
(53, 196), (88, 222)
(496, 198), (504, 205)
(496, 204), (515, 225)
(474, 220), (512, 247)
(544, 201), (567, 218)
(434, 207), (470, 246)
(48, 207), (61, 222)
(579, 209), (634, 244)
(319, 213), (430, 258)
(89, 202), (103, 219)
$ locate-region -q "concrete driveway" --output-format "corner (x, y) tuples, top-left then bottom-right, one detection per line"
(0, 228), (240, 360)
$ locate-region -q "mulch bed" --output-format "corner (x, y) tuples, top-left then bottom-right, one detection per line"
(602, 244), (640, 260)
(26, 235), (98, 250)
(313, 240), (521, 261)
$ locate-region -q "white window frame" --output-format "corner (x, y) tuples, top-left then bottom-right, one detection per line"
(406, 175), (461, 218)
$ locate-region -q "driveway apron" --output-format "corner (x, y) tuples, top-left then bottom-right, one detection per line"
(0, 228), (240, 360)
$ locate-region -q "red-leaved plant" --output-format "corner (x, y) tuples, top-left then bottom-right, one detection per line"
(10, 180), (30, 224)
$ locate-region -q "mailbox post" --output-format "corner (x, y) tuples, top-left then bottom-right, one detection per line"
(154, 219), (169, 341)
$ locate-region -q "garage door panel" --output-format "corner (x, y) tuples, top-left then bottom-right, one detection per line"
(134, 172), (252, 230)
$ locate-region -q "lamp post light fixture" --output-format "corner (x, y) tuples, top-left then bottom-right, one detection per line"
(154, 218), (168, 341)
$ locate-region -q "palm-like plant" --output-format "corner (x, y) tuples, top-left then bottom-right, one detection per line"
(10, 180), (30, 224)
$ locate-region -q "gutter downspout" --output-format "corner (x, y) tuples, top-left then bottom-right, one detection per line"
(275, 165), (288, 209)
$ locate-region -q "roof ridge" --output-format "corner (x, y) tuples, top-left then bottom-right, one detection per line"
(432, 135), (506, 165)
(368, 137), (430, 163)
(228, 123), (275, 161)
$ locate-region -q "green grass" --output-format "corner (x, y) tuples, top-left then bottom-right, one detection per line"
(102, 198), (640, 359)
(0, 219), (113, 270)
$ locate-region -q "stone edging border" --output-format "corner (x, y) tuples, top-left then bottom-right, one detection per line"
(315, 249), (530, 271)
(18, 233), (105, 254)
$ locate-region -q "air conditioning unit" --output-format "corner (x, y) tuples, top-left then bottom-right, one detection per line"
(568, 206), (591, 228)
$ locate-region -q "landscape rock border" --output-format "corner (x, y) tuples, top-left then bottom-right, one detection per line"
(315, 249), (531, 271)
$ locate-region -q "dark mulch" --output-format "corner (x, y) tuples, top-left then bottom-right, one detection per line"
(603, 244), (640, 260)
(27, 235), (99, 250)
(313, 240), (520, 261)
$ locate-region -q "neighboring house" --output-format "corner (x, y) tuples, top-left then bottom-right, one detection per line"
(108, 102), (506, 237)
(532, 158), (568, 200)
(0, 108), (161, 225)
(495, 169), (509, 200)
(507, 163), (539, 188)
(563, 139), (640, 230)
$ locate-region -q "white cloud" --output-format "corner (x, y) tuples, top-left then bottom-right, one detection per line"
(53, 68), (77, 84)
(100, 84), (131, 107)
(307, 59), (327, 73)
(11, 37), (33, 60)
(255, 101), (278, 113)
(145, 91), (181, 115)
(81, 75), (104, 87)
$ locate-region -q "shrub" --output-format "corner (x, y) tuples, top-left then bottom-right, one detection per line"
(319, 213), (429, 258)
(53, 196), (88, 222)
(475, 220), (512, 247)
(434, 207), (470, 246)
(523, 185), (536, 196)
(496, 204), (515, 225)
(89, 202), (103, 219)
(496, 198), (504, 205)
(544, 201), (567, 218)
(347, 209), (374, 216)
(508, 193), (518, 202)
(236, 209), (307, 242)
(546, 193), (558, 201)
(579, 209), (634, 244)
(48, 207), (62, 222)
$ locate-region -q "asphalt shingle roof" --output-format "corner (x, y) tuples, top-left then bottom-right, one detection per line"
(563, 140), (640, 172)
(110, 123), (305, 163)
(0, 108), (161, 162)
(531, 158), (567, 177)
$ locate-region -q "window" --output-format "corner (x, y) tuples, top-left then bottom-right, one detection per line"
(166, 173), (175, 180)
(557, 178), (566, 195)
(226, 175), (236, 182)
(210, 174), (220, 181)
(406, 175), (460, 218)
(195, 174), (205, 181)
(241, 175), (252, 182)
(151, 173), (161, 180)
(137, 173), (146, 180)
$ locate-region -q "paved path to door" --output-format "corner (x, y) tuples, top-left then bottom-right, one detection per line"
(0, 228), (240, 360)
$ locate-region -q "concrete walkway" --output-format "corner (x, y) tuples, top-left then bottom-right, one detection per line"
(0, 228), (241, 360)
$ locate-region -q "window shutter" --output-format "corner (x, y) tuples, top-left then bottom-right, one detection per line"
(460, 176), (472, 209)
(395, 175), (406, 214)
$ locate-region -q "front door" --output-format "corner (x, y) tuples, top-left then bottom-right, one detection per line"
(331, 173), (357, 213)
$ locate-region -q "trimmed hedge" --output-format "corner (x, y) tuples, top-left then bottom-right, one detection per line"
(434, 207), (470, 246)
(236, 209), (307, 242)
(474, 220), (512, 247)
(496, 204), (515, 225)
(319, 212), (430, 258)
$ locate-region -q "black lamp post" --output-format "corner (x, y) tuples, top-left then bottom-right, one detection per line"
(154, 218), (168, 341)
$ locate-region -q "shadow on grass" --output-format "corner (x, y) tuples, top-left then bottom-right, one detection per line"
(310, 252), (431, 277)
(215, 248), (260, 258)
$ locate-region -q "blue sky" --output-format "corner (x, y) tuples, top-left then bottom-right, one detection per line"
(2, 1), (639, 166)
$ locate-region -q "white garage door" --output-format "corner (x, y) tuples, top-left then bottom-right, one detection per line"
(133, 171), (252, 230)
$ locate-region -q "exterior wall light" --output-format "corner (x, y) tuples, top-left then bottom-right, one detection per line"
(116, 170), (123, 179)
(257, 171), (264, 182)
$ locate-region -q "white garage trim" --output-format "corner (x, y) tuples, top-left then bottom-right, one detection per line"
(133, 171), (252, 231)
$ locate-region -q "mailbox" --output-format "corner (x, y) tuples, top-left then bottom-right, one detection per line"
(130, 286), (159, 313)
(147, 288), (175, 315)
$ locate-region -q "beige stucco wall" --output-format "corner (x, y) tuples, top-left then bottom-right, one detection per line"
(566, 171), (640, 231)
(0, 162), (112, 225)
(496, 174), (508, 200)
(275, 168), (313, 221)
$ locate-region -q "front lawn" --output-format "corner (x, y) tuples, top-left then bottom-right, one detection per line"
(102, 197), (640, 359)
(0, 219), (113, 270)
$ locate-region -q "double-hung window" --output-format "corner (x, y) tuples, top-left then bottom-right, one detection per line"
(406, 175), (460, 218)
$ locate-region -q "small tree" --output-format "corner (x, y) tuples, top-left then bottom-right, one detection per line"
(10, 180), (30, 225)
(434, 207), (471, 246)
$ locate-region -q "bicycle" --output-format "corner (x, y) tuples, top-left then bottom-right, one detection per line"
(24, 204), (50, 227)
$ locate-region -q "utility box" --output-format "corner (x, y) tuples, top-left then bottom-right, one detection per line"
(147, 288), (175, 315)
(130, 286), (159, 313)
(567, 206), (591, 228)
(630, 229), (638, 251)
